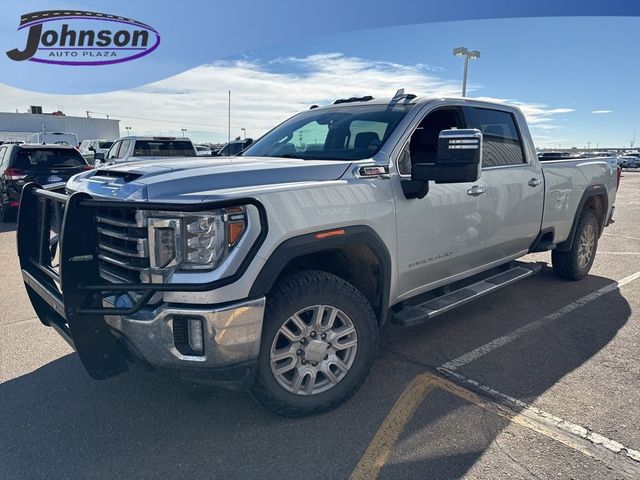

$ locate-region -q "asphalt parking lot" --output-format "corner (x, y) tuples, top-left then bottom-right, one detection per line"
(1, 172), (640, 480)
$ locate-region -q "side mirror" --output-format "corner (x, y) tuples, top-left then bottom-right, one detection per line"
(412, 129), (482, 184)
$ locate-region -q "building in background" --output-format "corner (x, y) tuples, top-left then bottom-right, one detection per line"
(0, 107), (120, 144)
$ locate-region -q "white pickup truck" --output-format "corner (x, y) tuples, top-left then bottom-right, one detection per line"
(18, 93), (618, 417)
(94, 136), (197, 167)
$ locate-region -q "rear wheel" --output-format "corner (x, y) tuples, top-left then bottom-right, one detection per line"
(552, 209), (599, 280)
(251, 270), (379, 417)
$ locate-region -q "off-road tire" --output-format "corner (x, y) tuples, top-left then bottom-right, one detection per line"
(552, 209), (599, 280)
(250, 270), (379, 417)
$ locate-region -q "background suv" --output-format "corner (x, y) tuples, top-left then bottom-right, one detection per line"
(0, 144), (91, 222)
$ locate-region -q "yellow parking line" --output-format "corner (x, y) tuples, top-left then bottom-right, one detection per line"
(349, 374), (436, 480)
(351, 372), (640, 480)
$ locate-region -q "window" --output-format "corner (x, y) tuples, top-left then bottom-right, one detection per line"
(133, 140), (195, 157)
(0, 147), (7, 168)
(13, 148), (86, 169)
(464, 107), (525, 167)
(98, 141), (114, 149)
(348, 120), (388, 149)
(242, 104), (412, 161)
(106, 141), (121, 160)
(117, 140), (131, 159)
(398, 108), (463, 175)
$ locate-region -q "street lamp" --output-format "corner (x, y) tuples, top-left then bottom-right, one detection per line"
(241, 128), (246, 140)
(125, 126), (131, 135)
(453, 47), (480, 97)
(181, 128), (187, 138)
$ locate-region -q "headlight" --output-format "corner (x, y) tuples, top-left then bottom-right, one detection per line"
(147, 207), (247, 274)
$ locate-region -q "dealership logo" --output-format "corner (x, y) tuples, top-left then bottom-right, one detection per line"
(6, 10), (160, 66)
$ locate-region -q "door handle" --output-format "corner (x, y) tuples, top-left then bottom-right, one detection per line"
(528, 177), (542, 187)
(466, 185), (487, 196)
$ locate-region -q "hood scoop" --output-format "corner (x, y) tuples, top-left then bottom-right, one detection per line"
(94, 170), (143, 183)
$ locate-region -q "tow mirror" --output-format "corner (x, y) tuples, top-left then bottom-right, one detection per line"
(412, 128), (482, 184)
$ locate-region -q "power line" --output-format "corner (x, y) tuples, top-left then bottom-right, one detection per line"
(87, 110), (271, 131)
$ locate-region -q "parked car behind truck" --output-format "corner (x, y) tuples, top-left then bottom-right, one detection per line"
(79, 139), (114, 163)
(29, 132), (79, 146)
(95, 136), (197, 166)
(1, 143), (90, 222)
(18, 94), (618, 416)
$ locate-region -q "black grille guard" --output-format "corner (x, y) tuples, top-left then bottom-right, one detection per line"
(17, 182), (268, 379)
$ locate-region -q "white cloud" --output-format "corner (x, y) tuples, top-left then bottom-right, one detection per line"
(0, 53), (573, 144)
(592, 110), (612, 114)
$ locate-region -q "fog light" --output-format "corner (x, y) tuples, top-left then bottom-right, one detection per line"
(187, 318), (204, 354)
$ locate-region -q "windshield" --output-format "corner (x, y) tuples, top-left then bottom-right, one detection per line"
(13, 148), (87, 169)
(242, 103), (413, 160)
(133, 140), (196, 157)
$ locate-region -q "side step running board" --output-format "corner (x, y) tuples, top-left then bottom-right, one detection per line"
(391, 262), (543, 327)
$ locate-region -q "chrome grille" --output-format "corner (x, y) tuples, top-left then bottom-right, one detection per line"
(95, 207), (149, 283)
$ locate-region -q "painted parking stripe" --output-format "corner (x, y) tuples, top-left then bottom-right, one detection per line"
(603, 232), (640, 241)
(437, 368), (640, 477)
(441, 270), (640, 371)
(597, 251), (640, 255)
(351, 371), (640, 480)
(350, 375), (436, 480)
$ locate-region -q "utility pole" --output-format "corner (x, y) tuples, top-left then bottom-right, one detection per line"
(228, 90), (231, 154)
(587, 141), (591, 150)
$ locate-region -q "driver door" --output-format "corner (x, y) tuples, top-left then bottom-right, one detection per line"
(392, 105), (489, 300)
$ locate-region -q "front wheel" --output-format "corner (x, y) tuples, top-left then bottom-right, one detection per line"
(251, 270), (379, 417)
(552, 209), (599, 280)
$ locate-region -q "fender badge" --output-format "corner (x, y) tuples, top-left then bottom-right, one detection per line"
(69, 254), (94, 262)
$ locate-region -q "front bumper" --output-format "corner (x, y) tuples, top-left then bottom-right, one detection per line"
(16, 183), (267, 387)
(106, 297), (265, 386)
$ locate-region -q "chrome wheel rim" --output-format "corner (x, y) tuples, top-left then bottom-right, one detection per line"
(269, 305), (358, 396)
(577, 223), (596, 269)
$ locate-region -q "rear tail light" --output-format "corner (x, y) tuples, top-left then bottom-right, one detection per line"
(8, 201), (19, 208)
(4, 168), (27, 180)
(616, 166), (622, 189)
(82, 164), (94, 170)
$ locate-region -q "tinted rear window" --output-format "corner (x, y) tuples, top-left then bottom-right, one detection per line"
(98, 141), (114, 149)
(133, 140), (196, 157)
(13, 148), (87, 169)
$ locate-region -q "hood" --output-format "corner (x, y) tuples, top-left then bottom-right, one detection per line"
(66, 156), (352, 202)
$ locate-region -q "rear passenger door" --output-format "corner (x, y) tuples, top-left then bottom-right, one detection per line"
(463, 106), (544, 262)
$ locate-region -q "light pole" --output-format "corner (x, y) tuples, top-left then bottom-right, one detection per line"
(453, 47), (480, 97)
(181, 128), (187, 138)
(125, 126), (131, 135)
(241, 128), (246, 140)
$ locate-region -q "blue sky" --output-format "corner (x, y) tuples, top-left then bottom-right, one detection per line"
(253, 16), (640, 148)
(0, 16), (638, 147)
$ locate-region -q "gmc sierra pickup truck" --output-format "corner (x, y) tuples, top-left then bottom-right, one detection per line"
(17, 93), (618, 417)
